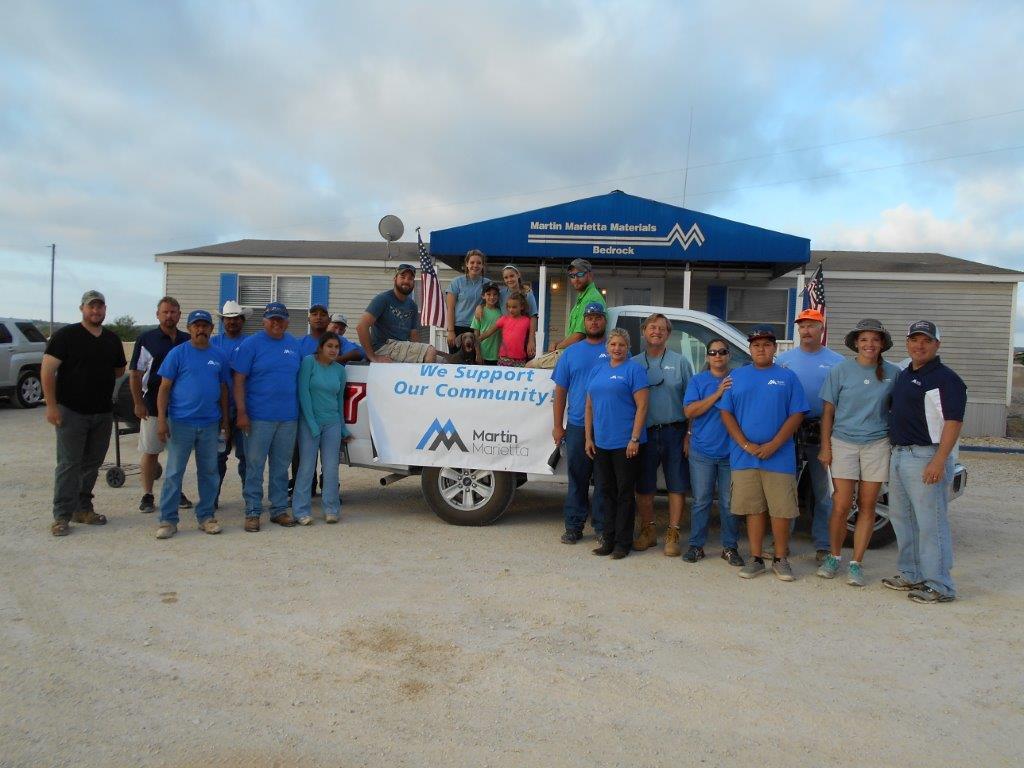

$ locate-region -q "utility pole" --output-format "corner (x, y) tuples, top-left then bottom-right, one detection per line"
(49, 244), (56, 338)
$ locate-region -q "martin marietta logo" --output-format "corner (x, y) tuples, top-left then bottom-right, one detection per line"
(527, 221), (705, 255)
(416, 418), (468, 452)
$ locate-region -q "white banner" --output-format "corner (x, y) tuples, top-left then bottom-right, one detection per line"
(367, 363), (557, 474)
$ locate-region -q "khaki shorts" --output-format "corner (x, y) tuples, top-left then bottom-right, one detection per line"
(138, 415), (166, 455)
(526, 349), (562, 369)
(730, 469), (798, 519)
(376, 340), (432, 363)
(831, 436), (890, 482)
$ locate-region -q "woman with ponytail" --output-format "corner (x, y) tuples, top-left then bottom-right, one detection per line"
(817, 319), (901, 586)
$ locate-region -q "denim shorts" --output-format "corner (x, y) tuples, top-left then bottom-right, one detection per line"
(635, 422), (690, 494)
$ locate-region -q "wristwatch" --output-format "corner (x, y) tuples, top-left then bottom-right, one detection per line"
(629, 437), (640, 443)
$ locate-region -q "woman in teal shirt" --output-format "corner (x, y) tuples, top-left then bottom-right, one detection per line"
(294, 332), (352, 524)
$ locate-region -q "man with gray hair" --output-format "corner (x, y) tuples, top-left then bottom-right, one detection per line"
(41, 290), (127, 536)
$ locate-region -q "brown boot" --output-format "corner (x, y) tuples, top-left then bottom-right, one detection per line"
(632, 521), (658, 551)
(663, 526), (682, 557)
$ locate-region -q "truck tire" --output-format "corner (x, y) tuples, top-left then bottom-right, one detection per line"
(420, 466), (516, 526)
(14, 369), (43, 408)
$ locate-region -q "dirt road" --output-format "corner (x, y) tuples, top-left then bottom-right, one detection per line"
(2, 404), (1022, 767)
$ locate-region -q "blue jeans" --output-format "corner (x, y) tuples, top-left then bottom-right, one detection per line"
(888, 445), (956, 597)
(159, 419), (219, 524)
(687, 449), (739, 549)
(800, 441), (832, 550)
(292, 420), (342, 519)
(563, 424), (603, 535)
(216, 423), (246, 506)
(243, 419), (297, 518)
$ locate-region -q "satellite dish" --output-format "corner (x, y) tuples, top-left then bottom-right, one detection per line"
(378, 215), (404, 242)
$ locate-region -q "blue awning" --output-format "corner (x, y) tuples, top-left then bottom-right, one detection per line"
(430, 190), (809, 276)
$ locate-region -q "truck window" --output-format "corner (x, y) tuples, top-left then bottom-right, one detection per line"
(15, 322), (46, 343)
(0, 324), (11, 344)
(615, 316), (750, 373)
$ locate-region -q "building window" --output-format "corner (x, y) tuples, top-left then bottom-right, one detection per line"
(238, 274), (310, 334)
(727, 287), (789, 340)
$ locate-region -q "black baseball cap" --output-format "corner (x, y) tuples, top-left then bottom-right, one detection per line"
(747, 325), (777, 342)
(907, 320), (940, 341)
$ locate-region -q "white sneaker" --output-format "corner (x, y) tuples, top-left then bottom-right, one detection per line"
(296, 516), (313, 526)
(324, 514), (339, 524)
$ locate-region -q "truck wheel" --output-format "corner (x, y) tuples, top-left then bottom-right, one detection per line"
(420, 467), (515, 526)
(14, 370), (43, 408)
(845, 496), (897, 549)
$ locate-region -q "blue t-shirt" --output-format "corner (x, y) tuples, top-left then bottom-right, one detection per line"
(820, 358), (901, 443)
(157, 342), (230, 426)
(338, 336), (366, 363)
(498, 286), (539, 317)
(719, 364), (809, 474)
(298, 334), (320, 358)
(889, 356), (967, 446)
(585, 359), (649, 450)
(684, 370), (732, 459)
(446, 275), (486, 327)
(366, 290), (420, 349)
(632, 349), (692, 427)
(231, 331), (302, 421)
(776, 346), (844, 419)
(552, 339), (609, 427)
(210, 333), (248, 409)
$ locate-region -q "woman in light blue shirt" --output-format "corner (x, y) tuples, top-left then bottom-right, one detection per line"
(294, 332), (352, 524)
(445, 249), (487, 350)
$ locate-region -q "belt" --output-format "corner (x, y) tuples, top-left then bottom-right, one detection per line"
(649, 421), (684, 430)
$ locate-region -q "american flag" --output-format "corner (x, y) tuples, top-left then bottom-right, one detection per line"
(802, 262), (828, 344)
(417, 229), (447, 328)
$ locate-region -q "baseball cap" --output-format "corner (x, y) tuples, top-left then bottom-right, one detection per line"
(329, 313), (348, 325)
(187, 309), (213, 326)
(482, 281), (500, 293)
(907, 320), (940, 341)
(263, 302), (289, 319)
(218, 300), (245, 318)
(396, 263), (416, 275)
(583, 302), (606, 316)
(80, 290), (105, 306)
(309, 304), (328, 314)
(795, 308), (825, 323)
(747, 325), (777, 342)
(568, 259), (593, 273)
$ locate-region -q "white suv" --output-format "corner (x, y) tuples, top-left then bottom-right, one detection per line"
(0, 318), (46, 408)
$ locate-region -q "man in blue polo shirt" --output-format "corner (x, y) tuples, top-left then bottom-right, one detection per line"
(154, 310), (231, 539)
(884, 320), (966, 604)
(232, 302), (303, 532)
(211, 300), (249, 507)
(551, 302), (608, 544)
(720, 326), (809, 581)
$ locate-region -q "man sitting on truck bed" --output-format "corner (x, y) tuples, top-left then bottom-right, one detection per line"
(357, 264), (438, 364)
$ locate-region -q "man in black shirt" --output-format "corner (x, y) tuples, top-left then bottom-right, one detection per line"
(42, 290), (127, 536)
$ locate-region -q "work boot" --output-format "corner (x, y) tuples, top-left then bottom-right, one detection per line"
(632, 521), (657, 551)
(663, 526), (682, 557)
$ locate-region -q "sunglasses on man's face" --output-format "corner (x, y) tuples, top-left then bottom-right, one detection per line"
(567, 271), (588, 279)
(707, 349), (730, 357)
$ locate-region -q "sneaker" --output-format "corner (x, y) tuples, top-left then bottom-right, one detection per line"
(882, 575), (922, 591)
(816, 554), (840, 579)
(663, 527), (682, 557)
(198, 518), (222, 535)
(296, 516), (313, 526)
(907, 587), (955, 604)
(632, 521), (657, 551)
(244, 517), (261, 533)
(846, 562), (865, 587)
(739, 559), (766, 579)
(682, 545), (705, 563)
(155, 522), (177, 540)
(560, 529), (582, 545)
(772, 557), (795, 581)
(721, 548), (745, 567)
(324, 513), (339, 524)
(178, 493), (193, 509)
(139, 494), (155, 514)
(815, 549), (829, 564)
(270, 512), (297, 527)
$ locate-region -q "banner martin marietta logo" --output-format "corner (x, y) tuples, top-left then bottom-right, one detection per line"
(527, 222), (706, 255)
(416, 418), (468, 452)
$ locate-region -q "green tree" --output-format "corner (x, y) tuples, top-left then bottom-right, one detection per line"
(107, 314), (140, 341)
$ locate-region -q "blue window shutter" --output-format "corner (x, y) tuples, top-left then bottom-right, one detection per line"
(787, 287), (797, 340)
(218, 273), (238, 333)
(311, 275), (330, 309)
(706, 285), (727, 320)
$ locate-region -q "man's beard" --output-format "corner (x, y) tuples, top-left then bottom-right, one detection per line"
(395, 282), (413, 296)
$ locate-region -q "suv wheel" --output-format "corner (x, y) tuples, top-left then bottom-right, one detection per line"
(14, 369), (43, 409)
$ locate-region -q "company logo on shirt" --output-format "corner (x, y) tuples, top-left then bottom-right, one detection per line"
(207, 360), (220, 367)
(911, 378), (922, 386)
(283, 349), (296, 355)
(609, 375), (625, 381)
(766, 379), (786, 386)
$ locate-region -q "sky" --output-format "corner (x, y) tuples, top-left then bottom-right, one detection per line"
(2, 1), (1023, 342)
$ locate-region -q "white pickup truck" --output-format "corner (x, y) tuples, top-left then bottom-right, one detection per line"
(338, 305), (966, 549)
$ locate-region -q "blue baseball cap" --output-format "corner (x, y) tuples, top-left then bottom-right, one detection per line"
(583, 302), (606, 316)
(187, 309), (213, 326)
(263, 302), (289, 319)
(396, 263), (416, 275)
(907, 319), (940, 341)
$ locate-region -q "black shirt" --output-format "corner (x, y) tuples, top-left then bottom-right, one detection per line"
(130, 327), (189, 415)
(889, 356), (967, 446)
(45, 324), (127, 414)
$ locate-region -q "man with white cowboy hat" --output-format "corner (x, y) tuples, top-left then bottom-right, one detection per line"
(211, 300), (249, 506)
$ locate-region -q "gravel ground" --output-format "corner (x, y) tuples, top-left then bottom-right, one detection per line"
(2, 404), (1023, 767)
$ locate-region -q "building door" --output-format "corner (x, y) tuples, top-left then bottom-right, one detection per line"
(605, 278), (664, 308)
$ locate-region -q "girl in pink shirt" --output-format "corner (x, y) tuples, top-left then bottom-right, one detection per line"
(480, 294), (531, 367)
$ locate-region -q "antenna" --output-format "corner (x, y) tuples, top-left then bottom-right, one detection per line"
(378, 214), (404, 271)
